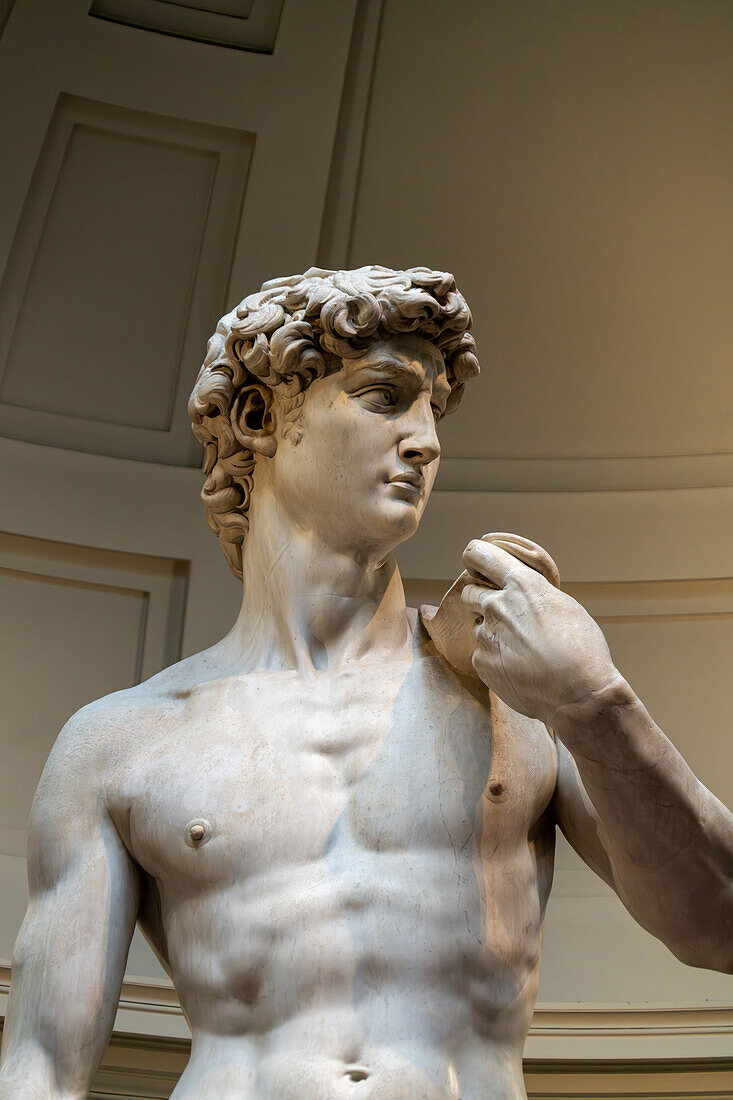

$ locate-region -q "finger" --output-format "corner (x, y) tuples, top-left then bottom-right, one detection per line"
(481, 533), (561, 590)
(462, 539), (529, 590)
(460, 583), (504, 617)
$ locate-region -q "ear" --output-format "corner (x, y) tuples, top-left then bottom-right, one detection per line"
(231, 384), (277, 457)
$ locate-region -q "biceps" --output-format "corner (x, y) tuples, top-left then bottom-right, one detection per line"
(551, 736), (616, 889)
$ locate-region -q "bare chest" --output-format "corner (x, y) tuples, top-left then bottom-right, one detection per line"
(122, 659), (556, 890)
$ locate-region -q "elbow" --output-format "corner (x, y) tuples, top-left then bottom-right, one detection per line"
(669, 944), (733, 975)
(651, 855), (733, 974)
(666, 922), (733, 975)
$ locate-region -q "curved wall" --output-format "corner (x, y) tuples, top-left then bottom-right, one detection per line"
(0, 0), (731, 1079)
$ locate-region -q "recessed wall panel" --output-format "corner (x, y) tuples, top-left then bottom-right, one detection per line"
(0, 568), (144, 837)
(90, 0), (284, 51)
(0, 95), (253, 464)
(162, 0), (254, 16)
(0, 531), (188, 859)
(1, 124), (216, 430)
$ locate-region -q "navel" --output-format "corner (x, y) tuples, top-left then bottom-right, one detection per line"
(344, 1066), (369, 1084)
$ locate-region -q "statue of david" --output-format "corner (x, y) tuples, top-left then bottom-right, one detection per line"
(1, 266), (731, 1099)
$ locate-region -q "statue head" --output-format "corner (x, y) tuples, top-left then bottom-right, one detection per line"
(189, 265), (480, 578)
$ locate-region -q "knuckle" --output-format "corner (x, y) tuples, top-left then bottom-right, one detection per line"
(477, 594), (493, 615)
(505, 567), (526, 589)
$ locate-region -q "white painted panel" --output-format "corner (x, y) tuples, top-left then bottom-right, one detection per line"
(0, 567), (144, 838)
(1, 123), (215, 430)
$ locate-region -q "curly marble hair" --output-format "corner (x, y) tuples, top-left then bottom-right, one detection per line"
(189, 265), (480, 578)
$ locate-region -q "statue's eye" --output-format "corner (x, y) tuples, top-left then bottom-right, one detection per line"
(362, 386), (396, 408)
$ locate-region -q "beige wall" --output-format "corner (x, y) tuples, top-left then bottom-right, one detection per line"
(0, 0), (731, 1088)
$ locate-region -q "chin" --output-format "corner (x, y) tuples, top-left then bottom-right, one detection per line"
(370, 501), (424, 544)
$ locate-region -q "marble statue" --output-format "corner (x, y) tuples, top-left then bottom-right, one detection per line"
(1, 266), (732, 1099)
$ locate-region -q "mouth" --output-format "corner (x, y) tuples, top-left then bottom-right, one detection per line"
(387, 471), (425, 499)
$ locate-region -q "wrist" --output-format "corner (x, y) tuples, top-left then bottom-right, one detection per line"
(548, 671), (637, 732)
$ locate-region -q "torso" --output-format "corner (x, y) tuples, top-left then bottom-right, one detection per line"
(106, 623), (558, 1099)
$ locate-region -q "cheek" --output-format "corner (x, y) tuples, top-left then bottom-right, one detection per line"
(313, 404), (392, 468)
(277, 421), (355, 502)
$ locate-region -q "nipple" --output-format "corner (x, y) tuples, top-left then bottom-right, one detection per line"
(185, 818), (212, 847)
(487, 778), (507, 802)
(345, 1067), (369, 1083)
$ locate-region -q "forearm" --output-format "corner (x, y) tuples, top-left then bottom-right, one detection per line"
(552, 678), (733, 970)
(0, 950), (110, 1100)
(0, 860), (136, 1098)
(0, 1047), (84, 1100)
(0, 967), (88, 1099)
(1, 710), (140, 1097)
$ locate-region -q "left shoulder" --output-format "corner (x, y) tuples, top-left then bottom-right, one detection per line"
(414, 602), (555, 740)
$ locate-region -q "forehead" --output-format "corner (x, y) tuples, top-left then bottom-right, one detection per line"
(342, 334), (448, 387)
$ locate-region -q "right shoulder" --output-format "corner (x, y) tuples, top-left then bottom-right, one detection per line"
(33, 690), (140, 810)
(27, 687), (159, 888)
(37, 636), (238, 827)
(27, 691), (146, 863)
(43, 642), (229, 782)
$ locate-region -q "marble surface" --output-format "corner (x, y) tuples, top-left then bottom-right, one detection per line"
(1, 267), (731, 1100)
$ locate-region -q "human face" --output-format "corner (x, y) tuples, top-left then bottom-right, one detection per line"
(268, 334), (450, 559)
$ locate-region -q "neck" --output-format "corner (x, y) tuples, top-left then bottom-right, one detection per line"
(224, 488), (412, 673)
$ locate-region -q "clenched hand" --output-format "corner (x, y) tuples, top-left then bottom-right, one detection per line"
(460, 534), (621, 725)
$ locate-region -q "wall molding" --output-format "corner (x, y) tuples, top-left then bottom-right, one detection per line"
(2, 963), (731, 1063)
(436, 452), (733, 494)
(0, 531), (188, 687)
(4, 1011), (731, 1097)
(90, 0), (285, 53)
(523, 1057), (733, 1099)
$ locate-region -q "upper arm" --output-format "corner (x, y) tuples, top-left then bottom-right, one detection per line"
(551, 733), (617, 890)
(0, 707), (140, 1098)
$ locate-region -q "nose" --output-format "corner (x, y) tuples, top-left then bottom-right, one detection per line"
(398, 393), (441, 468)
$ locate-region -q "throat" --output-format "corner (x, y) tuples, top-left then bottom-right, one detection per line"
(225, 511), (413, 673)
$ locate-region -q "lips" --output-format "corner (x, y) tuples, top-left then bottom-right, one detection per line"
(388, 471), (424, 495)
